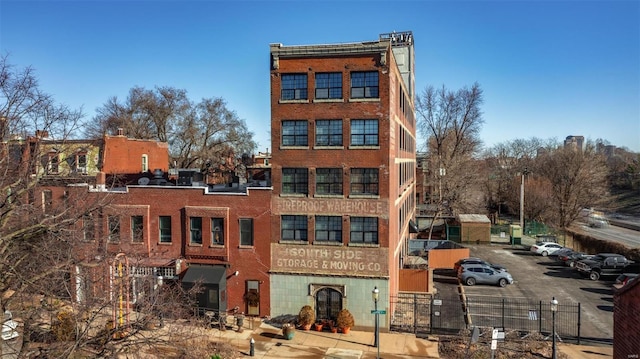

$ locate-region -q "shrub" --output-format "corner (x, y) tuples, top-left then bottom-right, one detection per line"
(336, 308), (354, 329)
(52, 310), (76, 341)
(297, 305), (315, 327)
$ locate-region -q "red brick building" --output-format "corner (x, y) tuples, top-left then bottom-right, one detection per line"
(613, 277), (640, 358)
(72, 182), (272, 317)
(101, 129), (169, 175)
(35, 133), (272, 317)
(268, 32), (417, 329)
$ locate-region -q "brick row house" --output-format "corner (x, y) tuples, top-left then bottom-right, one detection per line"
(268, 31), (417, 328)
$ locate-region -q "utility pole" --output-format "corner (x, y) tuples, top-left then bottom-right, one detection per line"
(519, 168), (528, 232)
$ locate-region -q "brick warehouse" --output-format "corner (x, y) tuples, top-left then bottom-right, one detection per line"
(268, 31), (417, 330)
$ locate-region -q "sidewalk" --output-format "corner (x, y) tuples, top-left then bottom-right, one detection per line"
(213, 321), (612, 358)
(218, 321), (440, 358)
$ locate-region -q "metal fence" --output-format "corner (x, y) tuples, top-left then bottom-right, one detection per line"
(490, 221), (553, 237)
(390, 293), (582, 343)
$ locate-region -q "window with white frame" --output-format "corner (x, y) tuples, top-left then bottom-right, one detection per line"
(315, 120), (342, 146)
(141, 154), (148, 172)
(350, 71), (378, 98)
(211, 217), (224, 245)
(350, 217), (378, 244)
(315, 72), (342, 99)
(47, 153), (60, 174)
(42, 190), (52, 213)
(350, 119), (378, 146)
(281, 74), (308, 100)
(131, 215), (143, 242)
(281, 215), (308, 242)
(159, 216), (172, 243)
(282, 120), (308, 146)
(190, 217), (202, 245)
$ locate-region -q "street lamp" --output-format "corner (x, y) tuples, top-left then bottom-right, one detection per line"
(372, 286), (380, 357)
(551, 297), (558, 359)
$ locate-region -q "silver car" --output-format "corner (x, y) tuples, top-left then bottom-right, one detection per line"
(458, 264), (514, 287)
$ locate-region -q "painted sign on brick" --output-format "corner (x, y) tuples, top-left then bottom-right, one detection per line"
(274, 197), (386, 216)
(271, 244), (388, 277)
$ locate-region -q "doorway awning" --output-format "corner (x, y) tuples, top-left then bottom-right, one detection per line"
(181, 264), (226, 285)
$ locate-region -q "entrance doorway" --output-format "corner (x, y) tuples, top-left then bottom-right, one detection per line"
(315, 287), (342, 321)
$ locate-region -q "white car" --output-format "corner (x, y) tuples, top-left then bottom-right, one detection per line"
(530, 242), (564, 256)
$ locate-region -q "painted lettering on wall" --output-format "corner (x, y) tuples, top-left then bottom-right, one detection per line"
(275, 198), (385, 216)
(271, 244), (388, 277)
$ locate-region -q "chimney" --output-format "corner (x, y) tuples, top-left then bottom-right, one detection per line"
(117, 128), (124, 136)
(96, 171), (106, 191)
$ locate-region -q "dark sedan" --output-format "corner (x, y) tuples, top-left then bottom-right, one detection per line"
(559, 252), (594, 267)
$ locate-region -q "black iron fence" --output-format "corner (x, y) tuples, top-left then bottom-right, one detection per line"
(390, 293), (582, 344)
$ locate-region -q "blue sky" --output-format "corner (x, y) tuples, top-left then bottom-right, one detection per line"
(1, 0), (639, 153)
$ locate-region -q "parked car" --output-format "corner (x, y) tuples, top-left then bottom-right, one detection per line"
(458, 264), (514, 287)
(550, 248), (575, 260)
(454, 257), (507, 274)
(575, 253), (633, 280)
(530, 242), (565, 256)
(560, 252), (594, 268)
(614, 273), (638, 289)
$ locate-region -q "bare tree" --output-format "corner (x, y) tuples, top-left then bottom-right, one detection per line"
(534, 142), (610, 231)
(482, 137), (557, 222)
(85, 86), (257, 174)
(1, 56), (235, 358)
(416, 83), (485, 232)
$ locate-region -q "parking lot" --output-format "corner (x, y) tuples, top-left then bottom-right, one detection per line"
(433, 241), (615, 344)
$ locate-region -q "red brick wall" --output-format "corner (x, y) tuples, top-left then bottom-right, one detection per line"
(67, 185), (272, 316)
(614, 279), (640, 359)
(102, 135), (169, 174)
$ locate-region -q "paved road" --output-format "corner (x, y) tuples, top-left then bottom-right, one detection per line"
(573, 222), (640, 249)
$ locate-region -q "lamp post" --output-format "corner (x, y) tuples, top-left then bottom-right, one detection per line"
(551, 297), (558, 359)
(372, 286), (380, 357)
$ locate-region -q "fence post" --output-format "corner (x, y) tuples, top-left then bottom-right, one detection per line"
(413, 293), (418, 334)
(539, 301), (543, 334)
(577, 303), (581, 345)
(502, 298), (505, 329)
(429, 295), (433, 334)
